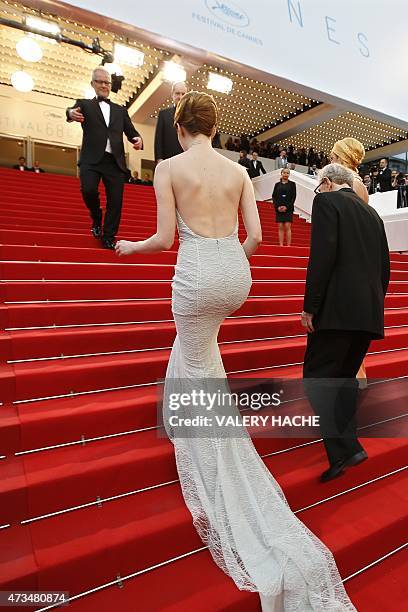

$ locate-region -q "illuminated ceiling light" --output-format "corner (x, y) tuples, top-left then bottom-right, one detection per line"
(162, 61), (186, 83)
(104, 62), (123, 76)
(114, 42), (144, 67)
(16, 36), (43, 62)
(26, 16), (60, 43)
(207, 72), (233, 94)
(11, 70), (34, 92)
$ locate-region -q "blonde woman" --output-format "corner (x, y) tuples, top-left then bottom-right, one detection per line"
(330, 138), (369, 385)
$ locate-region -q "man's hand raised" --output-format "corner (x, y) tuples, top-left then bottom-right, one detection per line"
(69, 107), (85, 123)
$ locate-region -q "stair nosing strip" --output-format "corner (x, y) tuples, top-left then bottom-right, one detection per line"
(4, 292), (408, 306)
(17, 465), (407, 537)
(13, 391), (408, 457)
(11, 352), (408, 405)
(342, 541), (408, 583)
(6, 334), (308, 364)
(4, 313), (301, 331)
(32, 541), (408, 612)
(5, 313), (406, 332)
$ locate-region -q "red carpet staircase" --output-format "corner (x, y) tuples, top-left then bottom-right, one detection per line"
(0, 168), (407, 611)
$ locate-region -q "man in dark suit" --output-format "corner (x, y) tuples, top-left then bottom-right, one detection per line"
(30, 160), (45, 174)
(307, 164), (318, 177)
(377, 158), (392, 192)
(66, 67), (143, 249)
(154, 81), (187, 163)
(13, 156), (29, 171)
(249, 152), (267, 178)
(237, 150), (252, 176)
(302, 163), (390, 482)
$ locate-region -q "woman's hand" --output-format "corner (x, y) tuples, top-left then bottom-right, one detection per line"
(115, 240), (136, 256)
(278, 206), (287, 212)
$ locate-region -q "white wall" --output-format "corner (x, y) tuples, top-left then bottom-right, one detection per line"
(0, 84), (82, 147)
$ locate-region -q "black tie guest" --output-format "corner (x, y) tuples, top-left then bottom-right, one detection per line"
(307, 164), (318, 177)
(129, 170), (142, 185)
(377, 158), (392, 192)
(13, 156), (29, 171)
(302, 163), (390, 483)
(30, 160), (45, 173)
(141, 173), (153, 186)
(237, 150), (252, 176)
(154, 81), (187, 163)
(249, 152), (267, 178)
(66, 66), (143, 249)
(272, 168), (296, 246)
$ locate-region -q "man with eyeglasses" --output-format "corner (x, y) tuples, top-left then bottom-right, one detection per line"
(67, 67), (143, 249)
(302, 163), (390, 482)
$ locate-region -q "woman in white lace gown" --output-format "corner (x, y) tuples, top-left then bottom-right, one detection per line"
(116, 92), (356, 611)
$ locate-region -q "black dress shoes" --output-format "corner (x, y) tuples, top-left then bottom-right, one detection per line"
(320, 450), (368, 483)
(91, 225), (102, 238)
(102, 237), (116, 250)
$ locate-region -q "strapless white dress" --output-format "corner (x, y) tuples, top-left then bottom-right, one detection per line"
(163, 210), (355, 611)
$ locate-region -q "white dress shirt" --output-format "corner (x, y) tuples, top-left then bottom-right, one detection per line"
(99, 99), (112, 153)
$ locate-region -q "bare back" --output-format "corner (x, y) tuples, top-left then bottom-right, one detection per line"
(168, 147), (246, 238)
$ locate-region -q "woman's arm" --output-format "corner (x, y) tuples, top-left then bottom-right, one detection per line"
(116, 161), (176, 256)
(239, 169), (262, 259)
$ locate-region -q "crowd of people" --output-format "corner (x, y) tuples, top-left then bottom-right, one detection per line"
(225, 136), (330, 167)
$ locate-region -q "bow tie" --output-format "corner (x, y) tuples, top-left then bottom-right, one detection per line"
(97, 96), (110, 103)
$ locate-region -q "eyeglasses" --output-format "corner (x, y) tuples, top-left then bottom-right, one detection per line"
(93, 79), (111, 86)
(314, 179), (327, 194)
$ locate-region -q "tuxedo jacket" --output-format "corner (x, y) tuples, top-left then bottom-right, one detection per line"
(377, 167), (392, 192)
(249, 159), (266, 178)
(154, 106), (183, 161)
(66, 98), (141, 172)
(304, 188), (390, 339)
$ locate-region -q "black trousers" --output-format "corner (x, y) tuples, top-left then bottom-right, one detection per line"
(303, 330), (372, 465)
(79, 153), (125, 240)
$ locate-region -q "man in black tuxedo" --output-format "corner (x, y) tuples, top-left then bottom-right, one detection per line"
(302, 163), (390, 482)
(377, 158), (392, 192)
(66, 67), (143, 249)
(249, 152), (267, 178)
(13, 156), (30, 171)
(154, 81), (187, 163)
(30, 160), (45, 174)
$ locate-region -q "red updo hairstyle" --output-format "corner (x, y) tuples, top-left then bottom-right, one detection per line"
(174, 90), (218, 137)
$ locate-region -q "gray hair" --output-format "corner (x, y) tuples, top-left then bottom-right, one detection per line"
(92, 66), (110, 81)
(171, 81), (187, 93)
(319, 163), (354, 187)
